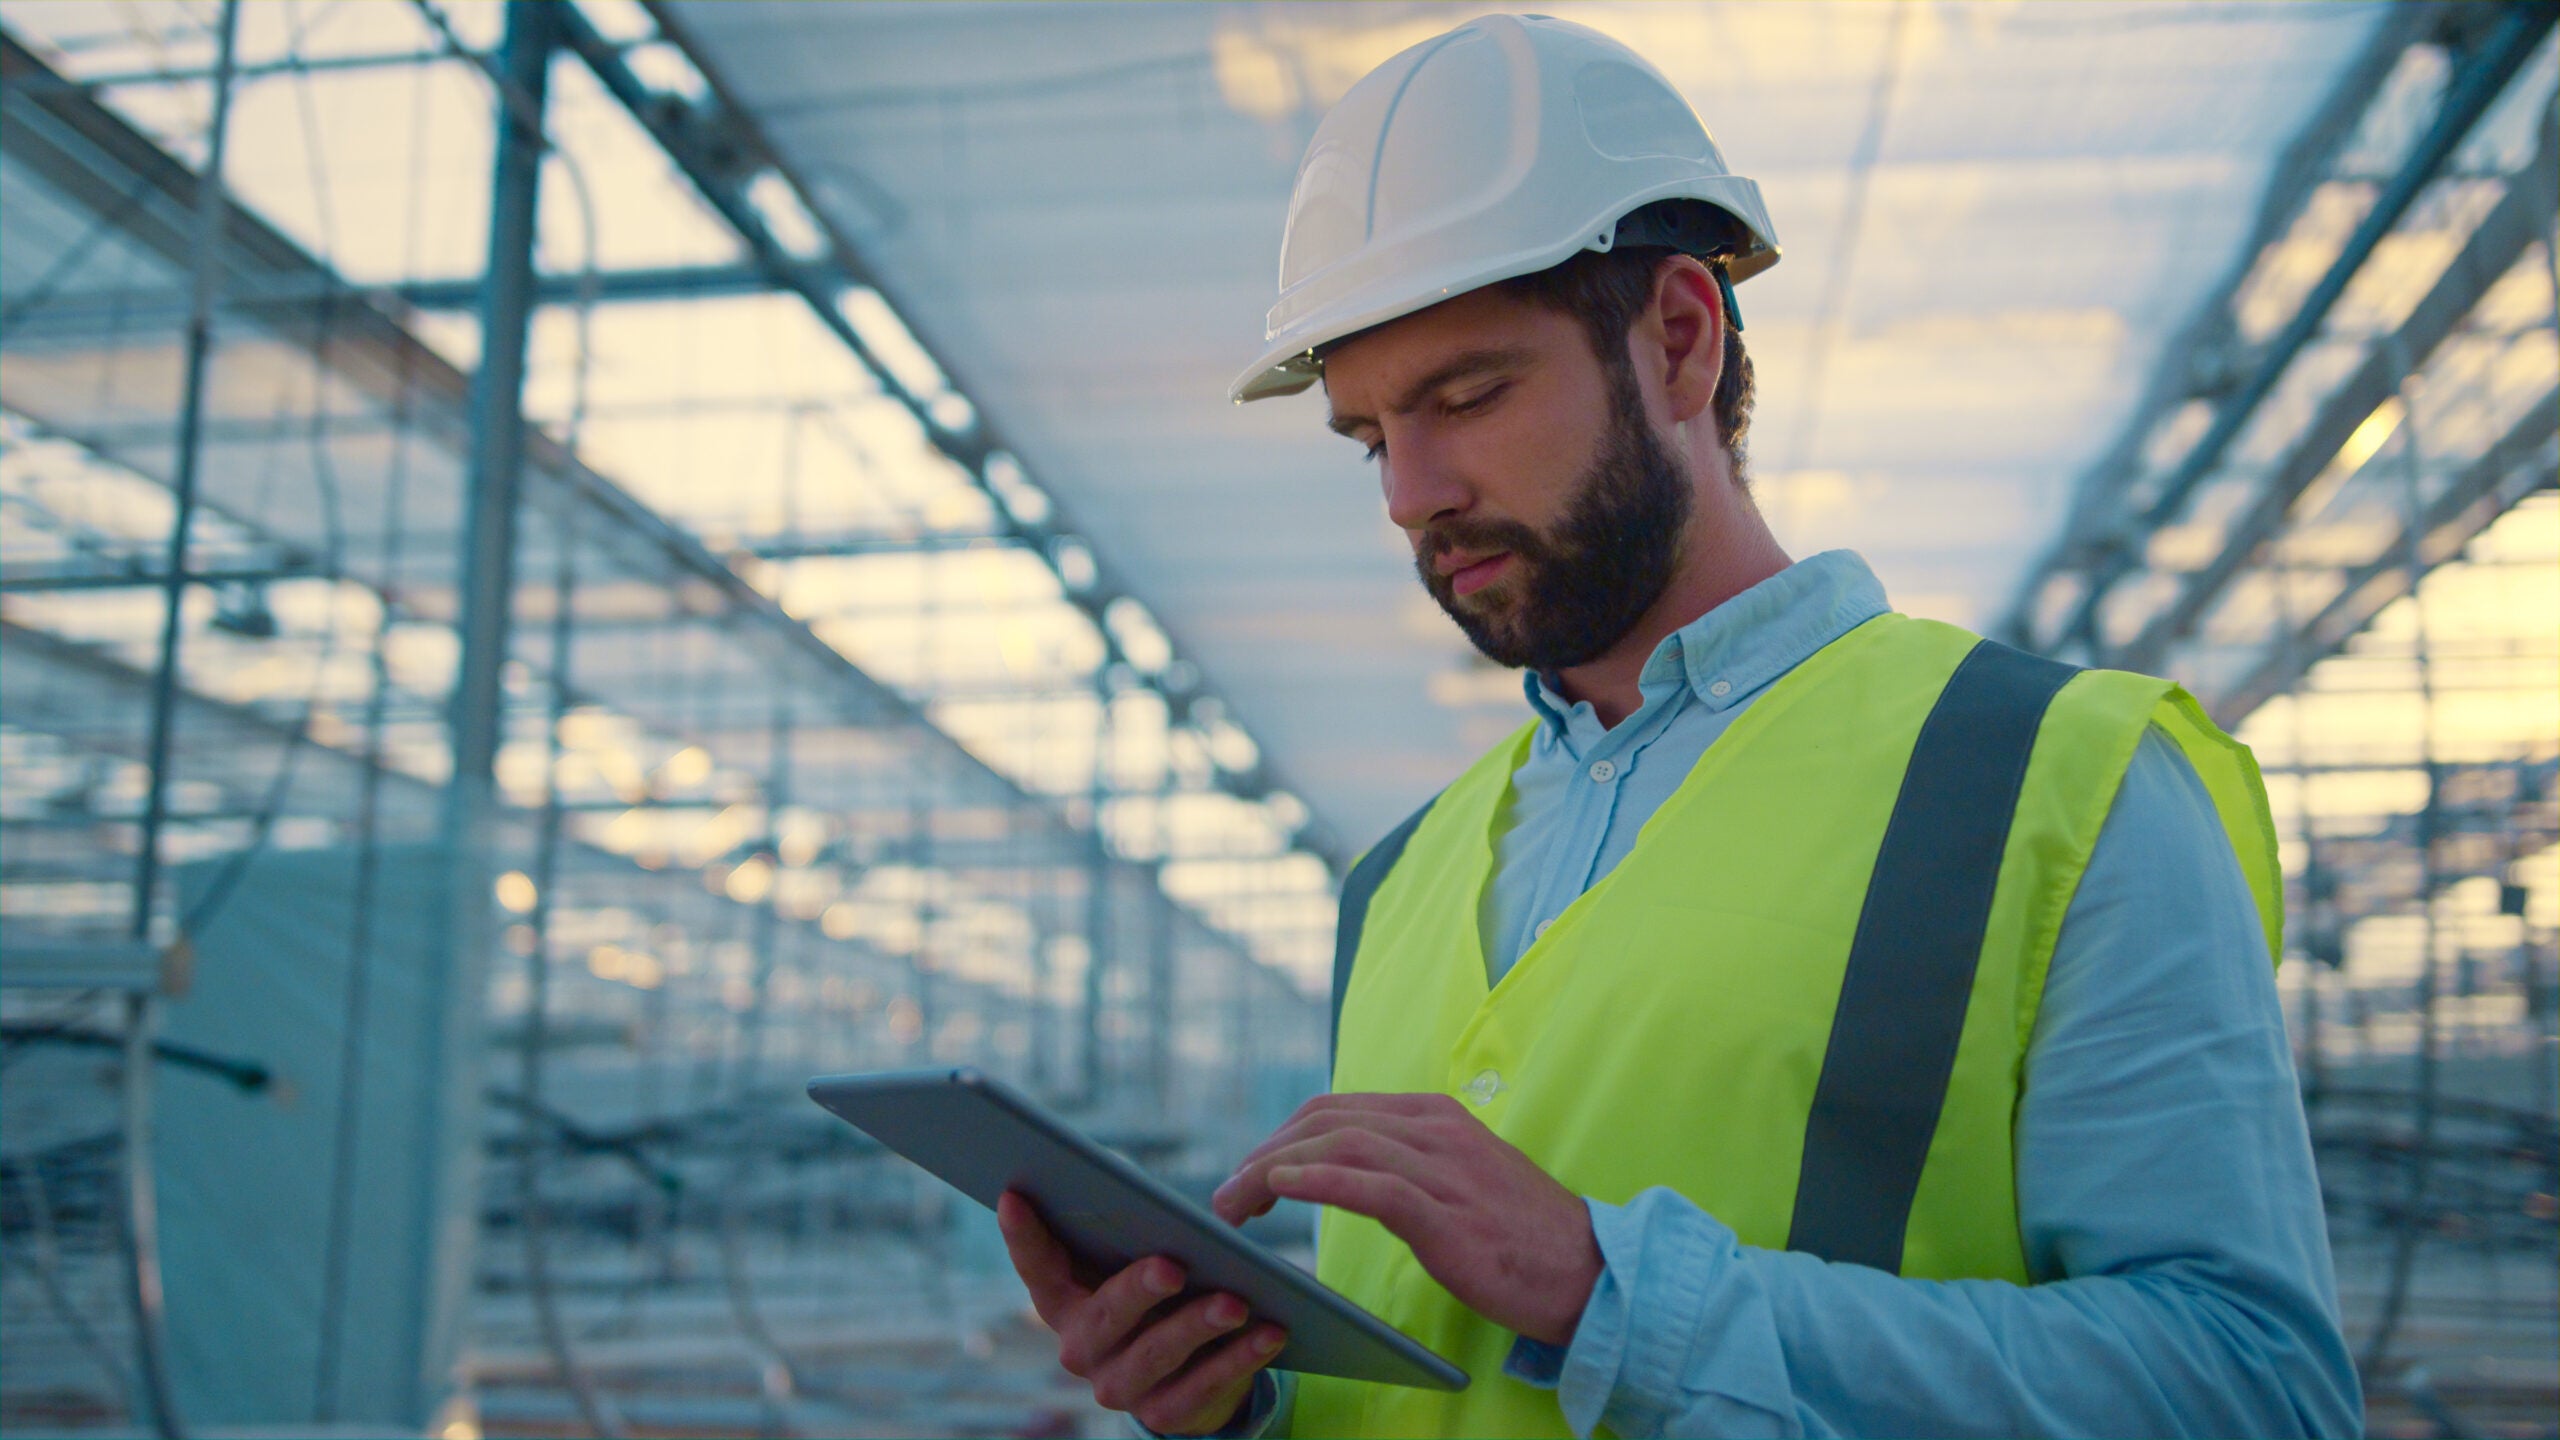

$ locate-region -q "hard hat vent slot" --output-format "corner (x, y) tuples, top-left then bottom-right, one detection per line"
(1575, 60), (1711, 162)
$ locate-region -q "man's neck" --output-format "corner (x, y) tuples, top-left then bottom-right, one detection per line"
(1550, 483), (1791, 729)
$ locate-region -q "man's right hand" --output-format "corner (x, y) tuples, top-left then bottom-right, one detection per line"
(997, 1191), (1288, 1436)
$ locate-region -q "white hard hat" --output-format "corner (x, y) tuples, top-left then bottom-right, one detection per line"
(1229, 12), (1780, 404)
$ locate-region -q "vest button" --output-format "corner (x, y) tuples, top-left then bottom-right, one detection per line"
(1587, 759), (1617, 783)
(1460, 1068), (1506, 1106)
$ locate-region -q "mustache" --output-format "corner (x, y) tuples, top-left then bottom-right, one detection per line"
(1416, 515), (1551, 570)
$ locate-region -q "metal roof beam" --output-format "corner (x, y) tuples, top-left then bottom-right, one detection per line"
(0, 558), (323, 592)
(1996, 1), (2555, 654)
(2203, 388), (2559, 725)
(0, 28), (1093, 838)
(2117, 103), (2557, 677)
(1992, 2), (2443, 649)
(0, 264), (783, 338)
(390, 262), (780, 309)
(566, 1), (1341, 868)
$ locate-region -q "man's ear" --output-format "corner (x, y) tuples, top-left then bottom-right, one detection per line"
(1635, 256), (1725, 426)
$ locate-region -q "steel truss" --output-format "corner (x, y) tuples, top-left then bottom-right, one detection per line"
(2, 8), (1323, 1434)
(1994, 1), (2558, 713)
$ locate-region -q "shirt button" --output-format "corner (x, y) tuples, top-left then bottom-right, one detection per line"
(1534, 919), (1554, 941)
(1588, 759), (1617, 783)
(1709, 680), (1732, 698)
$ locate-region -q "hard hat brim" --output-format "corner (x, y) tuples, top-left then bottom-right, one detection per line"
(1228, 187), (1778, 405)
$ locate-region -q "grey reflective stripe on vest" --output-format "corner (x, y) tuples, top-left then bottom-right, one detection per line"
(1787, 639), (2078, 1271)
(1330, 794), (1441, 1065)
(1326, 642), (2075, 1266)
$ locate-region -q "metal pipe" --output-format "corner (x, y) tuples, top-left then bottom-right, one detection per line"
(515, 491), (624, 1439)
(117, 4), (241, 1432)
(1149, 856), (1175, 1118)
(1082, 691), (1113, 1108)
(2358, 327), (2449, 1378)
(313, 392), (417, 1425)
(0, 559), (321, 594)
(718, 708), (807, 1435)
(313, 47), (446, 1418)
(412, 0), (555, 1426)
(13, 46), (466, 93)
(126, 0), (239, 957)
(116, 990), (180, 1440)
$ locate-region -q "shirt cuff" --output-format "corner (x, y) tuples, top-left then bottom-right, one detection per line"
(1128, 1369), (1291, 1439)
(1505, 1190), (1799, 1439)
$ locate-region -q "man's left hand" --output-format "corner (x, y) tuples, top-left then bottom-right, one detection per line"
(1210, 1092), (1601, 1347)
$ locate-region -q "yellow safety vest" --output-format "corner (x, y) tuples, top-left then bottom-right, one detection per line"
(1295, 614), (2281, 1438)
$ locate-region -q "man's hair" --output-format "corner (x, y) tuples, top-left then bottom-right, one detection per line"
(1495, 247), (1757, 479)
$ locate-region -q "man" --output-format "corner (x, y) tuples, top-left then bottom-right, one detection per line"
(999, 15), (2359, 1438)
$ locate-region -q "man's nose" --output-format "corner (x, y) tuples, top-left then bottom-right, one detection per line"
(1381, 435), (1471, 535)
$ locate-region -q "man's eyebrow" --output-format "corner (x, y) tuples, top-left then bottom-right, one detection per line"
(1326, 346), (1535, 438)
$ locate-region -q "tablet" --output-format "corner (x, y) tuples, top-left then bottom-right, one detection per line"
(807, 1067), (1468, 1391)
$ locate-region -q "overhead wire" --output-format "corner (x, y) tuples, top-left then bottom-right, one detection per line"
(1770, 2), (1909, 486)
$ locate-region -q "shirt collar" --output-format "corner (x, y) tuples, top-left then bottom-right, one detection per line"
(1521, 550), (1892, 738)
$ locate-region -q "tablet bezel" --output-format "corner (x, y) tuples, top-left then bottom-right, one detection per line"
(806, 1066), (1468, 1392)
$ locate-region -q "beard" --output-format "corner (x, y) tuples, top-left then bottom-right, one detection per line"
(1413, 371), (1691, 672)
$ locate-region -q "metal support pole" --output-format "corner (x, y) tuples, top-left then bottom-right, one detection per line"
(517, 484), (621, 1438)
(314, 372), (419, 1427)
(2360, 331), (2447, 1377)
(412, 1), (555, 1426)
(1149, 862), (1175, 1117)
(119, 5), (240, 1433)
(909, 788), (938, 1068)
(128, 2), (238, 947)
(1081, 692), (1114, 1108)
(1032, 839), (1058, 1099)
(721, 709), (805, 1432)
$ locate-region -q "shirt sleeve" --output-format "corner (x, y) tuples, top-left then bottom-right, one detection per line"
(1126, 1370), (1294, 1440)
(1506, 726), (2364, 1439)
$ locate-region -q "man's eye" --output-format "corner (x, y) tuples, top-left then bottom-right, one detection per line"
(1448, 383), (1506, 416)
(1360, 438), (1385, 462)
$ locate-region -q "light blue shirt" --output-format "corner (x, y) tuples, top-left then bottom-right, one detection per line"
(1482, 549), (1896, 984)
(1189, 551), (2358, 1439)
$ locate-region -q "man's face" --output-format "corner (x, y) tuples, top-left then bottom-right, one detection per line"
(1323, 288), (1690, 672)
